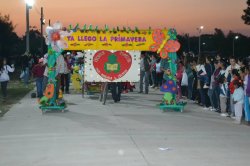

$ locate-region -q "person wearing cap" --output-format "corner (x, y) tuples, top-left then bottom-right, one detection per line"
(32, 58), (46, 98)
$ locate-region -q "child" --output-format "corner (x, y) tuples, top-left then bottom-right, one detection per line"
(219, 76), (229, 117)
(232, 80), (244, 124)
(196, 64), (209, 88)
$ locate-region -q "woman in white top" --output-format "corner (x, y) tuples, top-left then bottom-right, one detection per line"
(0, 58), (15, 100)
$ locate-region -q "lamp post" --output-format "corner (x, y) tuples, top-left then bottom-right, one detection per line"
(233, 35), (239, 57)
(40, 7), (45, 55)
(202, 42), (206, 52)
(25, 0), (34, 54)
(197, 26), (204, 56)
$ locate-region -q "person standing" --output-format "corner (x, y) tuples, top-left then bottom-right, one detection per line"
(244, 66), (250, 122)
(32, 58), (45, 98)
(21, 56), (30, 88)
(155, 59), (163, 88)
(215, 54), (221, 61)
(42, 54), (49, 92)
(196, 56), (210, 109)
(139, 53), (150, 94)
(186, 57), (194, 100)
(232, 80), (244, 124)
(56, 54), (67, 97)
(150, 55), (157, 88)
(111, 82), (122, 103)
(191, 58), (200, 103)
(0, 58), (15, 101)
(61, 54), (71, 94)
(219, 76), (230, 117)
(176, 61), (184, 101)
(225, 56), (240, 82)
(228, 69), (240, 118)
(209, 60), (221, 112)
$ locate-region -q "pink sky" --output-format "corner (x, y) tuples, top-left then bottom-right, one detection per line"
(0, 0), (249, 36)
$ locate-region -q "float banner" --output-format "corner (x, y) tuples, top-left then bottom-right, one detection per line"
(64, 30), (168, 51)
(84, 50), (140, 82)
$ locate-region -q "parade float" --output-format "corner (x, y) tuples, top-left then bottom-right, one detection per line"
(39, 22), (184, 113)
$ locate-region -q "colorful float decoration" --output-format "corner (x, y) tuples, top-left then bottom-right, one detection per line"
(39, 22), (71, 113)
(150, 28), (185, 111)
(39, 22), (184, 112)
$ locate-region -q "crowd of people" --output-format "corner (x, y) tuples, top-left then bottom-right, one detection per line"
(180, 54), (249, 124)
(139, 52), (250, 124)
(1, 52), (250, 124)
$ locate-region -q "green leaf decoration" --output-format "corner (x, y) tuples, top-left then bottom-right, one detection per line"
(135, 26), (139, 32)
(74, 24), (79, 30)
(105, 24), (109, 31)
(148, 26), (152, 34)
(89, 24), (93, 31)
(82, 24), (87, 31)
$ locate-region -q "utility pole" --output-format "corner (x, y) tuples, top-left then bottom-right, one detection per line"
(233, 36), (239, 57)
(25, 0), (34, 55)
(197, 26), (204, 56)
(26, 4), (30, 54)
(40, 7), (44, 55)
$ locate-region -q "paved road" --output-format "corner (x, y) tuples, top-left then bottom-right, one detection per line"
(0, 90), (250, 166)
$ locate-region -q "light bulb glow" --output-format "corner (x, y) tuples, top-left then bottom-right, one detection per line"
(25, 0), (34, 7)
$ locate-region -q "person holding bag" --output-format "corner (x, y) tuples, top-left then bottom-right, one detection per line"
(0, 58), (15, 101)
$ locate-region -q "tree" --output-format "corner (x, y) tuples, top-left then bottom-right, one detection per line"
(22, 29), (47, 56)
(242, 0), (250, 25)
(0, 13), (21, 58)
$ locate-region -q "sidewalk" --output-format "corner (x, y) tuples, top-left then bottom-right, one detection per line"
(0, 89), (250, 166)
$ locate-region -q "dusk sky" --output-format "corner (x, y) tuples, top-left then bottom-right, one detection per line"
(0, 0), (249, 36)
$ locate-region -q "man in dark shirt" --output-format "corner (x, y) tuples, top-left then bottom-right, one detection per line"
(32, 58), (46, 98)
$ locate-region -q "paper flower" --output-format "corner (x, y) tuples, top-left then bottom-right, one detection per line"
(149, 29), (180, 59)
(45, 22), (72, 52)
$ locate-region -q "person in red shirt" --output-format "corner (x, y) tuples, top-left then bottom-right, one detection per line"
(32, 58), (45, 98)
(229, 69), (240, 94)
(228, 69), (240, 118)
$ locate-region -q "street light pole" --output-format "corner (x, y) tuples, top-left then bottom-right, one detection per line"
(25, 0), (34, 54)
(197, 26), (204, 56)
(40, 7), (44, 55)
(199, 35), (201, 55)
(233, 36), (239, 57)
(26, 4), (30, 54)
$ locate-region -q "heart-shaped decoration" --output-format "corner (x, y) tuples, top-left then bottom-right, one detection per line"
(93, 50), (132, 81)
